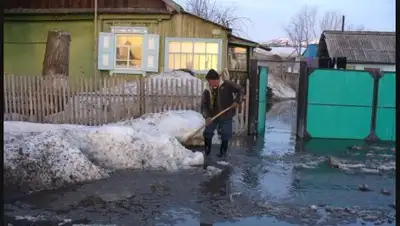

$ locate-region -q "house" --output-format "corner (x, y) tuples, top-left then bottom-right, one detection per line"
(4, 0), (269, 80)
(317, 31), (396, 72)
(302, 44), (318, 58)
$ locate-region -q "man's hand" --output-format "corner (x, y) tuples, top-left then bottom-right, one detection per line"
(231, 102), (240, 109)
(205, 117), (213, 126)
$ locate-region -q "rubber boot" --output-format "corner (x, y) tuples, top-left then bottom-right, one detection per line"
(204, 138), (212, 156)
(217, 140), (229, 158)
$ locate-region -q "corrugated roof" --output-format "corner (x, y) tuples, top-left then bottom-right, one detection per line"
(322, 30), (396, 64)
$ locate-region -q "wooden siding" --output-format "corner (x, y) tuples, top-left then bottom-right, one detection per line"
(100, 13), (229, 76)
(5, 0), (167, 11)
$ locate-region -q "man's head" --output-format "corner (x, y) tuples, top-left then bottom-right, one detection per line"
(205, 69), (220, 89)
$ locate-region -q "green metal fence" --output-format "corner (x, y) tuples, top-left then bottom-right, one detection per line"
(297, 67), (395, 141)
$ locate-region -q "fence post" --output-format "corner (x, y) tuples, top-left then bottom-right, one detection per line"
(139, 77), (146, 115)
(247, 59), (259, 136)
(295, 59), (310, 140)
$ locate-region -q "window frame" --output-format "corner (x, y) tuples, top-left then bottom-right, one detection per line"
(164, 37), (223, 74)
(111, 26), (148, 74)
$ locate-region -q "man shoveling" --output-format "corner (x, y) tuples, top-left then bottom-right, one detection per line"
(201, 69), (243, 158)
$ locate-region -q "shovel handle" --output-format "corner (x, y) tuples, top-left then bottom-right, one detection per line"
(182, 104), (236, 143)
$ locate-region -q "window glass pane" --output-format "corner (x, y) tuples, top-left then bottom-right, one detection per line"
(117, 35), (143, 46)
(181, 42), (193, 53)
(194, 42), (206, 53)
(206, 43), (219, 54)
(129, 60), (141, 69)
(206, 55), (218, 70)
(228, 47), (247, 71)
(129, 47), (142, 61)
(194, 54), (206, 70)
(116, 47), (129, 60)
(185, 54), (194, 69)
(233, 47), (246, 54)
(168, 54), (174, 70)
(169, 42), (181, 53)
(180, 54), (187, 68)
(116, 60), (128, 68)
(174, 54), (181, 69)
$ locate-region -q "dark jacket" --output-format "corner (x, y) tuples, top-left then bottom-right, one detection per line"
(201, 79), (243, 120)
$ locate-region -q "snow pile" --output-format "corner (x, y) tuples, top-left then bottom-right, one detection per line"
(45, 71), (207, 124)
(268, 74), (296, 99)
(113, 110), (221, 146)
(4, 112), (205, 192)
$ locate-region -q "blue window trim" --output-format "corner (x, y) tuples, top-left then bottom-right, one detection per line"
(164, 37), (223, 74)
(110, 26), (148, 75)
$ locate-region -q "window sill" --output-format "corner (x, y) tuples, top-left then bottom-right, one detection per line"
(110, 69), (145, 76)
(164, 69), (219, 75)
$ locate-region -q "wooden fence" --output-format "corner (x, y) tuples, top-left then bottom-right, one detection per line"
(4, 75), (250, 135)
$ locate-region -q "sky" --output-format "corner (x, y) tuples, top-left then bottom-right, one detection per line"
(174, 0), (396, 42)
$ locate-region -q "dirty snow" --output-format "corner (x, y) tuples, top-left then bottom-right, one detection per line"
(268, 74), (296, 99)
(112, 110), (221, 146)
(4, 110), (208, 193)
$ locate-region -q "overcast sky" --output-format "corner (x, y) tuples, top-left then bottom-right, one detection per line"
(175, 0), (396, 42)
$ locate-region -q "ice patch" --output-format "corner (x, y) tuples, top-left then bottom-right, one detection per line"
(205, 166), (223, 176)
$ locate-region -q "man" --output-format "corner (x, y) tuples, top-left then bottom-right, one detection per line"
(201, 69), (243, 158)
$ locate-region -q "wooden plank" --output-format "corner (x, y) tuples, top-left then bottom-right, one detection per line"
(28, 76), (34, 121)
(83, 76), (89, 125)
(21, 76), (26, 117)
(103, 77), (108, 124)
(4, 75), (9, 115)
(11, 76), (16, 116)
(245, 78), (250, 135)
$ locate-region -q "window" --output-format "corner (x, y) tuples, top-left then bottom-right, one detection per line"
(165, 38), (222, 73)
(115, 34), (143, 70)
(228, 47), (247, 71)
(98, 26), (160, 73)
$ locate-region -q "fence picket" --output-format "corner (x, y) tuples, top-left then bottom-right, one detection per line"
(3, 75), (249, 135)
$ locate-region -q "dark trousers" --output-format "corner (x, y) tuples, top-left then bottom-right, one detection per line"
(203, 118), (233, 141)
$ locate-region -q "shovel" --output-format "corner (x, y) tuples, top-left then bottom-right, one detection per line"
(178, 104), (236, 145)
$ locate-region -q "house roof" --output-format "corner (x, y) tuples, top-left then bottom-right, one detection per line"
(302, 44), (318, 58)
(4, 0), (182, 14)
(228, 34), (271, 51)
(321, 30), (396, 64)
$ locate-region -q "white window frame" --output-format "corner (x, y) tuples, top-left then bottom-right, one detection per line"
(111, 26), (148, 75)
(164, 37), (223, 74)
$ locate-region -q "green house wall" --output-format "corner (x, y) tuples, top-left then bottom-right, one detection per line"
(4, 16), (94, 80)
(4, 13), (230, 81)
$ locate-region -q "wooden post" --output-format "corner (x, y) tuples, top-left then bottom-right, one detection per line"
(247, 59), (259, 136)
(41, 30), (71, 116)
(296, 60), (309, 139)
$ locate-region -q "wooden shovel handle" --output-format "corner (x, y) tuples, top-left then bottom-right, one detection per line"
(183, 104), (236, 142)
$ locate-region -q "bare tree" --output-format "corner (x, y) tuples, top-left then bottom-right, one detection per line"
(319, 11), (365, 33)
(285, 5), (365, 56)
(185, 0), (251, 36)
(284, 5), (318, 56)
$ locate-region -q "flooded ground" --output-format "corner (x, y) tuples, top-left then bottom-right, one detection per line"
(4, 100), (396, 226)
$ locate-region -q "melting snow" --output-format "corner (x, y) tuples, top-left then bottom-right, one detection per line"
(4, 110), (208, 193)
(268, 74), (296, 99)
